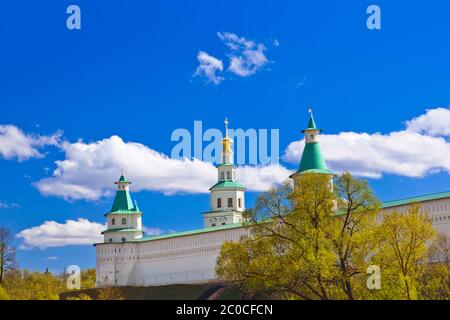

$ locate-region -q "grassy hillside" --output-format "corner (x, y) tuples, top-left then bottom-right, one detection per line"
(60, 283), (242, 300)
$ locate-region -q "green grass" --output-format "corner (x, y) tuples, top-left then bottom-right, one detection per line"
(216, 287), (242, 300)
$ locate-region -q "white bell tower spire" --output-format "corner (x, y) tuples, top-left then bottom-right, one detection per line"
(202, 118), (246, 228)
(222, 118), (233, 164)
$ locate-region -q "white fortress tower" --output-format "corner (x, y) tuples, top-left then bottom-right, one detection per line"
(290, 110), (335, 188)
(202, 118), (246, 228)
(102, 174), (143, 243)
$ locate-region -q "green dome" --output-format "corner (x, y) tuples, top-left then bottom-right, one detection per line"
(297, 142), (334, 175)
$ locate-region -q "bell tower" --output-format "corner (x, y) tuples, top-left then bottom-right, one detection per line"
(202, 118), (246, 228)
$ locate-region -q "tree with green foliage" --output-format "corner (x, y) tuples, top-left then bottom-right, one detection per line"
(0, 266), (100, 300)
(0, 227), (17, 283)
(80, 269), (97, 289)
(97, 286), (124, 300)
(429, 232), (450, 268)
(419, 263), (450, 300)
(328, 172), (380, 299)
(60, 268), (97, 290)
(0, 285), (9, 300)
(416, 232), (450, 300)
(218, 173), (380, 299)
(217, 172), (447, 300)
(371, 204), (437, 299)
(2, 269), (65, 300)
(66, 293), (93, 300)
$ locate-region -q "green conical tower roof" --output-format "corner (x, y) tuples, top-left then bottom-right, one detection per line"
(307, 114), (317, 130)
(298, 143), (334, 174)
(133, 200), (140, 212)
(111, 189), (133, 212)
(108, 174), (142, 214)
(302, 112), (321, 132)
(296, 113), (334, 175)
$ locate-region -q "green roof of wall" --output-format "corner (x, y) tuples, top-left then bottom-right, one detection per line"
(137, 223), (245, 242)
(101, 228), (142, 234)
(381, 190), (450, 208)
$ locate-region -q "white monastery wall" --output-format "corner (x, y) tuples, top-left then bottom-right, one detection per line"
(381, 198), (450, 235)
(96, 226), (250, 287)
(97, 197), (450, 287)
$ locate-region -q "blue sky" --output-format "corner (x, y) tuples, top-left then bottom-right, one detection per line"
(1, 0), (450, 272)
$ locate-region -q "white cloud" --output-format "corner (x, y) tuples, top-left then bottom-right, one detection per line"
(143, 227), (163, 236)
(34, 136), (216, 200)
(406, 107), (450, 136)
(237, 164), (292, 191)
(194, 32), (272, 83)
(46, 256), (58, 261)
(0, 125), (61, 161)
(193, 51), (224, 84)
(218, 32), (269, 77)
(34, 135), (287, 201)
(143, 226), (176, 236)
(0, 201), (20, 209)
(17, 218), (105, 249)
(294, 76), (307, 90)
(284, 107), (450, 178)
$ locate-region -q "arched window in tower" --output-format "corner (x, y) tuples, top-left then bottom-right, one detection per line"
(227, 171), (231, 179)
(238, 198), (242, 208)
(221, 172), (225, 180)
(121, 237), (126, 242)
(112, 218), (115, 225)
(227, 198), (233, 208)
(217, 198), (222, 208)
(121, 218), (126, 225)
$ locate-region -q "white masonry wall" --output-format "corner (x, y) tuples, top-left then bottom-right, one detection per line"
(96, 197), (450, 287)
(96, 226), (250, 287)
(381, 198), (450, 235)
